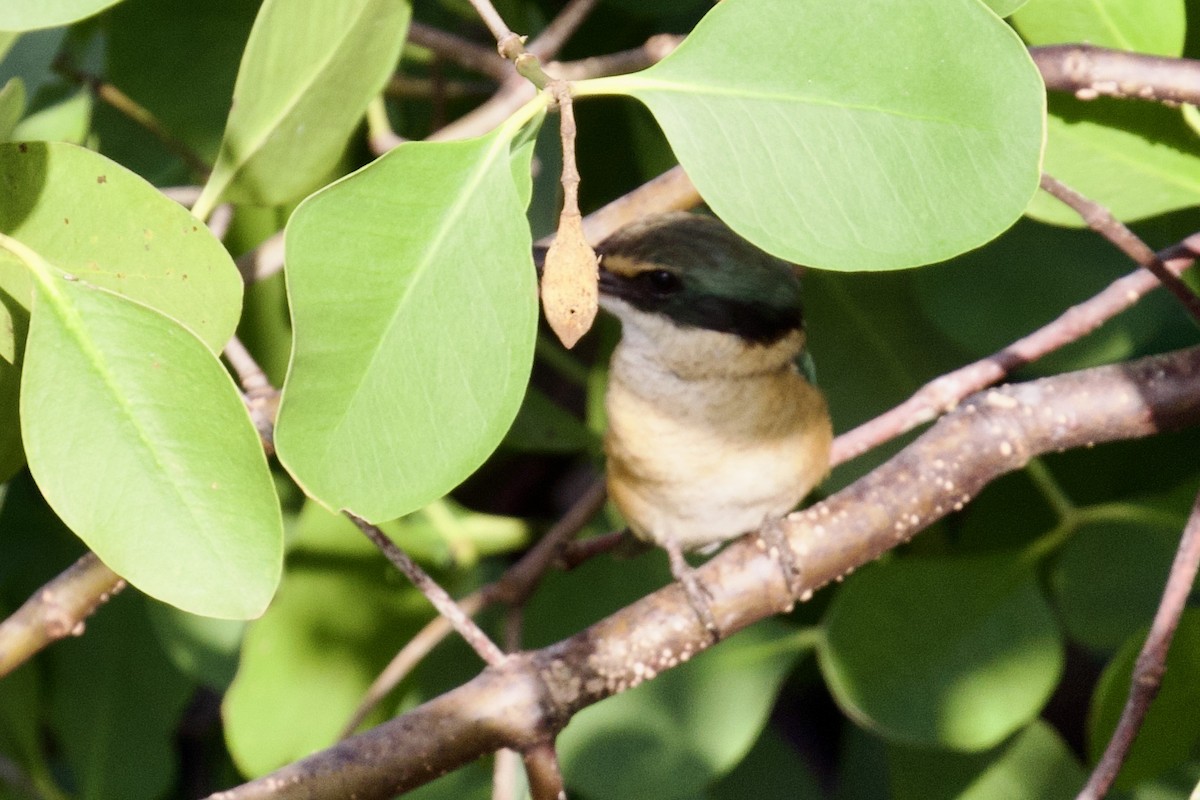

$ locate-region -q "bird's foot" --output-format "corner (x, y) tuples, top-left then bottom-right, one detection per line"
(759, 516), (803, 609)
(665, 540), (721, 641)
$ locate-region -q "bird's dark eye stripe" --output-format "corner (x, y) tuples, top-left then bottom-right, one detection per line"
(641, 269), (683, 294)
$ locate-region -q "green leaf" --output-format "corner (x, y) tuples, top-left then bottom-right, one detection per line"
(11, 245), (282, 619)
(0, 77), (25, 141)
(819, 554), (1064, 750)
(10, 86), (92, 144)
(502, 385), (596, 454)
(1088, 611), (1200, 790)
(106, 0), (259, 164)
(557, 621), (805, 799)
(709, 727), (824, 800)
(888, 720), (1085, 800)
(1025, 96), (1200, 226)
(0, 0), (125, 31)
(276, 121), (541, 522)
(1050, 514), (1181, 651)
(581, 0), (1045, 270)
(982, 0), (1029, 15)
(193, 0), (411, 215)
(48, 593), (194, 800)
(0, 141), (242, 353)
(1012, 0), (1186, 56)
(224, 501), (462, 776)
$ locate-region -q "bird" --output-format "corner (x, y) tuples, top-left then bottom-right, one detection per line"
(595, 211), (833, 636)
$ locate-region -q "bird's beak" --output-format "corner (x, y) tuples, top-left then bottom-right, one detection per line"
(532, 244), (549, 278)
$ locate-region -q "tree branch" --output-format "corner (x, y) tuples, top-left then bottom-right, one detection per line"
(1039, 173), (1200, 324)
(0, 553), (124, 678)
(205, 345), (1200, 800)
(1030, 44), (1200, 106)
(831, 232), (1200, 465)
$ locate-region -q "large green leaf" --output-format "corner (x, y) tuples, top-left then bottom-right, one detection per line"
(10, 242), (282, 619)
(0, 0), (124, 31)
(0, 141), (242, 353)
(1088, 611), (1200, 790)
(193, 0), (411, 215)
(223, 501), (474, 776)
(819, 554), (1064, 750)
(579, 0), (1045, 270)
(1050, 514), (1182, 651)
(276, 120), (541, 522)
(1025, 96), (1200, 226)
(557, 621), (805, 799)
(1012, 0), (1186, 55)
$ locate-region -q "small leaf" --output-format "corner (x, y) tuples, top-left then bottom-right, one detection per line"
(541, 211), (598, 348)
(1025, 96), (1200, 226)
(819, 554), (1064, 751)
(0, 0), (125, 31)
(0, 142), (242, 353)
(11, 242), (282, 619)
(276, 122), (541, 522)
(194, 0), (411, 214)
(584, 0), (1045, 270)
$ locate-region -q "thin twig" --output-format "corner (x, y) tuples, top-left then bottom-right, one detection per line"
(407, 21), (510, 82)
(1077, 487), (1200, 800)
(526, 0), (600, 60)
(223, 336), (280, 452)
(53, 58), (210, 178)
(338, 593), (486, 738)
(1031, 44), (1200, 106)
(493, 748), (522, 800)
(830, 233), (1200, 465)
(348, 513), (507, 666)
(0, 553), (124, 678)
(551, 34), (683, 81)
(339, 478), (607, 737)
(465, 0), (516, 46)
(523, 743), (566, 800)
(386, 75), (496, 100)
(1039, 173), (1200, 324)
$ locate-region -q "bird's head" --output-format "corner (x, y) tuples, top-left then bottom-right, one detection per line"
(596, 213), (806, 369)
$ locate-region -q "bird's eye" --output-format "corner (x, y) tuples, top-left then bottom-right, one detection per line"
(643, 269), (682, 295)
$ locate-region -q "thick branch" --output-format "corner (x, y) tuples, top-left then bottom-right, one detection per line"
(1031, 44), (1200, 105)
(0, 553), (124, 678)
(206, 345), (1200, 800)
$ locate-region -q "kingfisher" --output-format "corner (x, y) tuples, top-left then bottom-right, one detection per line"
(595, 212), (833, 636)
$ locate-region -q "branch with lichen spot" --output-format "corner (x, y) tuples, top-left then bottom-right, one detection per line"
(1030, 44), (1200, 106)
(204, 344), (1200, 800)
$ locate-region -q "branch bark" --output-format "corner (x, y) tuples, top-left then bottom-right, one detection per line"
(206, 345), (1200, 800)
(1031, 44), (1200, 105)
